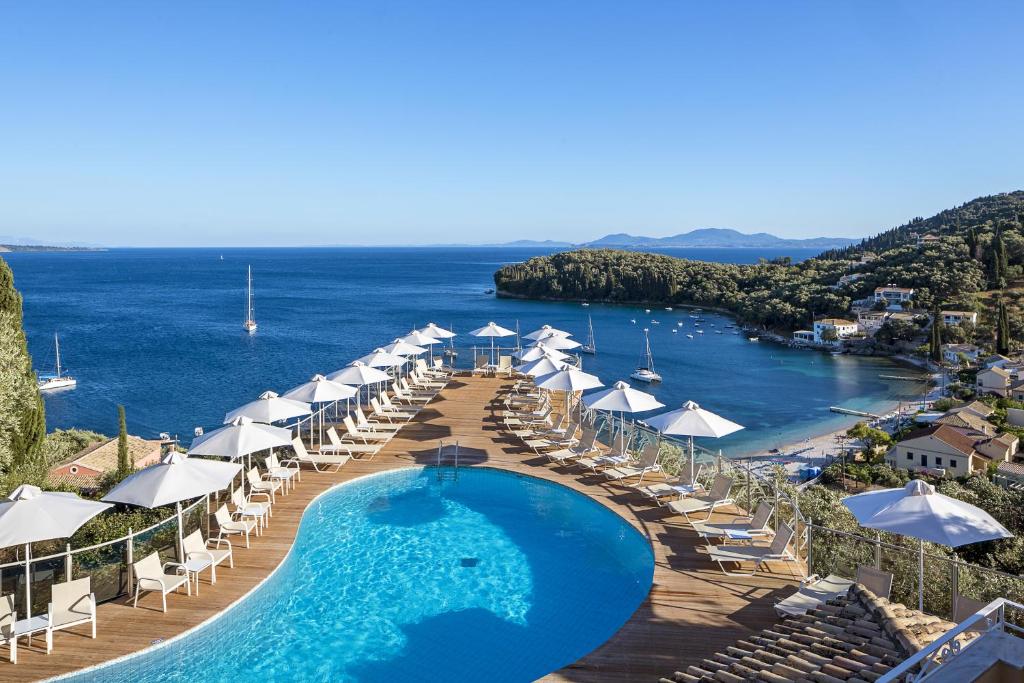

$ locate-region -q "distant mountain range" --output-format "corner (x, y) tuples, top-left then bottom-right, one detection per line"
(479, 228), (858, 250)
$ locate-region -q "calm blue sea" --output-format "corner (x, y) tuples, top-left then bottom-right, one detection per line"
(4, 247), (923, 456)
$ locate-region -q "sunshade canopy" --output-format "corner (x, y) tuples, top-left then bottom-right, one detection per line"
(189, 416), (293, 459)
(417, 322), (456, 339)
(469, 321), (515, 337)
(523, 325), (572, 341)
(644, 400), (744, 438)
(103, 452), (242, 509)
(282, 374), (358, 404)
(326, 361), (392, 386)
(224, 390), (312, 425)
(402, 330), (443, 346)
(583, 380), (665, 413)
(514, 344), (571, 362)
(0, 485), (112, 548)
(528, 334), (580, 350)
(355, 348), (409, 368)
(514, 356), (570, 377)
(382, 339), (428, 356)
(534, 368), (604, 392)
(842, 480), (1013, 547)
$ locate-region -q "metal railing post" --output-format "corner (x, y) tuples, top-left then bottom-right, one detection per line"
(875, 531), (882, 569)
(126, 529), (134, 596)
(951, 561), (960, 620)
(807, 520), (814, 576)
(65, 543), (72, 581)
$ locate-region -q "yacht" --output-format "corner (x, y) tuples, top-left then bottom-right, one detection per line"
(38, 334), (76, 391)
(579, 315), (596, 354)
(244, 265), (258, 333)
(630, 328), (662, 383)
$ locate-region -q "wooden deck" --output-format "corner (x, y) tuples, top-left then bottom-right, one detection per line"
(8, 376), (801, 682)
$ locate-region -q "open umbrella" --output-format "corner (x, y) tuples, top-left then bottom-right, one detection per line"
(282, 375), (358, 446)
(514, 343), (571, 363)
(327, 361), (393, 409)
(104, 452), (242, 561)
(355, 347), (409, 369)
(529, 333), (581, 350)
(583, 380), (665, 453)
(417, 322), (456, 339)
(469, 321), (516, 365)
(644, 401), (744, 484)
(843, 480), (1013, 610)
(514, 356), (570, 377)
(523, 325), (572, 341)
(223, 390), (311, 425)
(189, 415), (293, 483)
(534, 368), (604, 424)
(382, 338), (429, 356)
(0, 485), (112, 619)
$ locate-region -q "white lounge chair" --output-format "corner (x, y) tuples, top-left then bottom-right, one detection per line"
(0, 594), (16, 663)
(666, 474), (734, 523)
(775, 565), (893, 617)
(231, 486), (270, 532)
(633, 460), (705, 504)
(266, 451), (300, 492)
(288, 434), (355, 470)
(692, 500), (775, 542)
(390, 382), (432, 405)
(496, 355), (513, 377)
(546, 428), (600, 464)
(417, 358), (452, 379)
(214, 503), (257, 548)
(247, 467), (282, 503)
(430, 358), (455, 377)
(132, 551), (191, 612)
(707, 523), (797, 576)
(342, 416), (393, 445)
(397, 379), (436, 401)
(355, 406), (402, 432)
(18, 578), (97, 654)
(604, 441), (661, 481)
(471, 354), (489, 376)
(410, 369), (446, 389)
(182, 530), (233, 593)
(372, 397), (417, 421)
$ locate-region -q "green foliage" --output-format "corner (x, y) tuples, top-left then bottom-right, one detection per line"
(997, 299), (1011, 355)
(845, 421), (893, 453)
(39, 428), (105, 467)
(116, 405), (132, 480)
(929, 314), (943, 362)
(0, 257), (46, 470)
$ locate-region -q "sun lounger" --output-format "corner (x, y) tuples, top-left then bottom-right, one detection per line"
(15, 578), (97, 654)
(775, 565), (893, 617)
(431, 358), (455, 377)
(1, 594), (16, 663)
(692, 500), (775, 541)
(214, 504), (257, 548)
(247, 467), (282, 502)
(666, 474), (734, 523)
(322, 428), (380, 460)
(411, 369), (446, 389)
(634, 469), (705, 505)
(471, 355), (490, 376)
(417, 358), (452, 379)
(289, 433), (358, 469)
(604, 441), (661, 481)
(132, 551), (191, 612)
(392, 382), (433, 404)
(266, 452), (300, 492)
(182, 530), (233, 592)
(707, 523), (796, 576)
(371, 397), (417, 421)
(231, 487), (270, 532)
(497, 355), (513, 377)
(342, 416), (393, 446)
(953, 596), (987, 623)
(355, 406), (403, 431)
(546, 428), (600, 464)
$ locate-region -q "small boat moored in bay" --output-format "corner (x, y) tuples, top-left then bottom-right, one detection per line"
(38, 333), (76, 391)
(630, 328), (662, 383)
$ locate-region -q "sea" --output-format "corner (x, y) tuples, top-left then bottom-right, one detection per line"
(3, 247), (926, 457)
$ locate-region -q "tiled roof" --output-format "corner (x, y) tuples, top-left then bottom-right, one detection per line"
(998, 461), (1024, 477)
(898, 424), (979, 457)
(876, 286), (914, 293)
(661, 585), (958, 683)
(947, 401), (994, 418)
(817, 318), (856, 326)
(935, 411), (995, 436)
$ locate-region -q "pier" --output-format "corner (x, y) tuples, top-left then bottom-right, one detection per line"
(878, 374), (928, 382)
(829, 405), (881, 419)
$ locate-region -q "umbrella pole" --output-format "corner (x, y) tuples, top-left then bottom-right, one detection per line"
(24, 542), (31, 621)
(690, 436), (695, 487)
(919, 538), (925, 612)
(176, 501), (185, 561)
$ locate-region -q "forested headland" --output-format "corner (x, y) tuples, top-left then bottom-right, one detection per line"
(494, 192), (1024, 343)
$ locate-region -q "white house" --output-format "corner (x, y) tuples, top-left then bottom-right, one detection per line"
(941, 310), (978, 326)
(792, 330), (815, 344)
(941, 343), (981, 365)
(874, 286), (914, 308)
(812, 318), (858, 345)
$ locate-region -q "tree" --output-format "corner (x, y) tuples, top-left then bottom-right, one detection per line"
(997, 300), (1011, 355)
(115, 405), (132, 480)
(929, 313), (943, 363)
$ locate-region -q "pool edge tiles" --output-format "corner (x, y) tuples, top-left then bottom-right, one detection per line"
(51, 466), (655, 683)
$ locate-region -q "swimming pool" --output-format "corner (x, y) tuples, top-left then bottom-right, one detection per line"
(64, 467), (654, 682)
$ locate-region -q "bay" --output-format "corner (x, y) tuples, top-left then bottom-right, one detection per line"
(4, 247), (923, 456)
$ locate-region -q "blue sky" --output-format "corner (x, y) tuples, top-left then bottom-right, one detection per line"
(1, 1), (1021, 246)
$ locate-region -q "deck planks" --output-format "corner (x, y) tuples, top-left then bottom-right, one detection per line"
(6, 376), (800, 682)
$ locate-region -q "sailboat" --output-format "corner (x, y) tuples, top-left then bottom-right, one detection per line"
(630, 328), (662, 383)
(580, 315), (596, 354)
(243, 265), (257, 333)
(38, 334), (76, 391)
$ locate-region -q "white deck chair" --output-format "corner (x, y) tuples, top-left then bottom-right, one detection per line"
(266, 452), (300, 492)
(496, 355), (513, 377)
(247, 467), (282, 503)
(132, 551), (191, 612)
(707, 523), (797, 576)
(0, 594), (15, 663)
(576, 426), (635, 472)
(33, 578), (97, 654)
(391, 382), (432, 404)
(471, 354), (489, 376)
(214, 503), (257, 548)
(342, 416), (393, 444)
(182, 530), (233, 593)
(604, 441), (661, 481)
(399, 378), (437, 400)
(666, 474), (734, 523)
(775, 565), (893, 617)
(411, 369), (446, 389)
(546, 428), (600, 464)
(231, 486), (270, 531)
(431, 358), (455, 377)
(373, 396), (418, 420)
(633, 462), (705, 504)
(417, 358), (452, 379)
(692, 500), (775, 541)
(355, 406), (403, 432)
(288, 434), (356, 470)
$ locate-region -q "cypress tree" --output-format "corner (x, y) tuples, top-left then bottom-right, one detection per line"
(116, 405), (132, 479)
(929, 312), (943, 363)
(997, 300), (1011, 355)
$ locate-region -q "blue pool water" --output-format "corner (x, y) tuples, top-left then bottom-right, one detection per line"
(64, 467), (654, 682)
(3, 247), (926, 456)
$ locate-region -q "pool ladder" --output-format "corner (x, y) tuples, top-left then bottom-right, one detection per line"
(437, 440), (460, 481)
